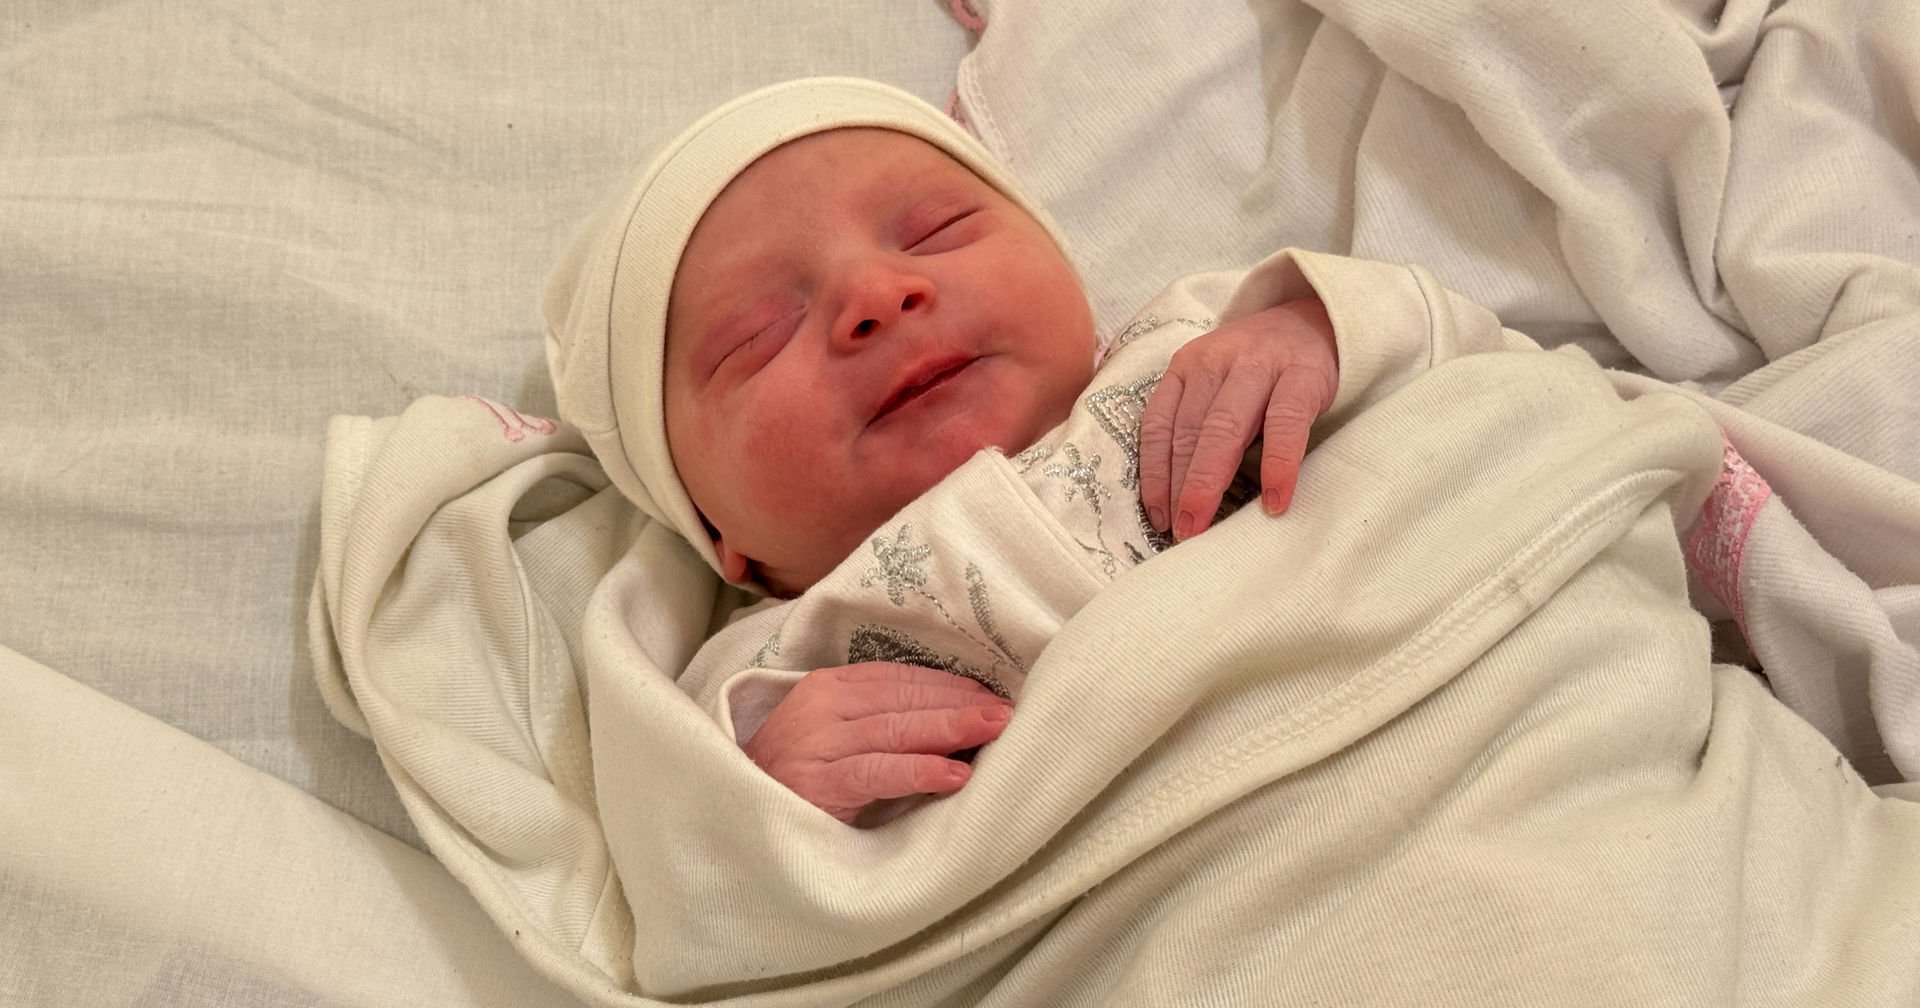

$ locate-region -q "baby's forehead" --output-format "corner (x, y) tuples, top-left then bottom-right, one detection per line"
(674, 126), (984, 284)
(719, 126), (965, 202)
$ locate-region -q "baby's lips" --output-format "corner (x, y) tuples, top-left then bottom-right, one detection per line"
(871, 353), (976, 423)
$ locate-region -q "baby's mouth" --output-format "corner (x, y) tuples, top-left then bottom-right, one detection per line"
(873, 357), (975, 423)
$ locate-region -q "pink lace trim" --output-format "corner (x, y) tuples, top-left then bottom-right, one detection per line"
(947, 0), (986, 32)
(461, 395), (556, 443)
(945, 88), (972, 130)
(1684, 438), (1772, 627)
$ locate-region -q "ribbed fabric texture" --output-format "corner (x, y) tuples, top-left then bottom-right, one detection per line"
(540, 77), (1070, 580)
(312, 252), (1920, 1005)
(956, 0), (1920, 398)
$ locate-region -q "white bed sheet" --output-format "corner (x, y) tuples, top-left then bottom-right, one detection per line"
(0, 643), (589, 1006)
(3, 4), (966, 1003)
(1, 0), (969, 848)
(9, 0), (1920, 1002)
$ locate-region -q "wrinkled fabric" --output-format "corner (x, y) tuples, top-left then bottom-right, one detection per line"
(958, 0), (1920, 412)
(312, 252), (1920, 1005)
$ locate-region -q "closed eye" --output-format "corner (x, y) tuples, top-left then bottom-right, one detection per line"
(717, 308), (803, 377)
(908, 209), (980, 254)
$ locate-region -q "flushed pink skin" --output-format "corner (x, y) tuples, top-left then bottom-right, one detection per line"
(661, 131), (1342, 826)
(664, 128), (1097, 596)
(740, 662), (1013, 824)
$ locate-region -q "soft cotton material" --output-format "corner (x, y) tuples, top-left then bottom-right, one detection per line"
(541, 76), (1071, 578)
(312, 249), (1920, 1004)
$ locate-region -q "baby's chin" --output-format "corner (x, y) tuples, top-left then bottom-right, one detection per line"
(768, 406), (1073, 595)
(919, 400), (1065, 469)
(765, 448), (988, 593)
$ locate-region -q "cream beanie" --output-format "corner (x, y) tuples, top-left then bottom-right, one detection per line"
(542, 77), (1070, 582)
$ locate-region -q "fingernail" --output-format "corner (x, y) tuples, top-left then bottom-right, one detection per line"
(1174, 509), (1196, 540)
(1263, 488), (1287, 515)
(1146, 505), (1166, 531)
(984, 705), (1011, 723)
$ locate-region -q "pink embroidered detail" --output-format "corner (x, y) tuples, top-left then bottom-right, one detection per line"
(945, 88), (973, 131)
(948, 0), (986, 32)
(461, 395), (556, 443)
(1684, 438), (1772, 627)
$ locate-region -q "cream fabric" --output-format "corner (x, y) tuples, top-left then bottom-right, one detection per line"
(12, 0), (1920, 1002)
(686, 312), (1225, 741)
(0, 643), (585, 1007)
(697, 257), (1920, 783)
(0, 1), (969, 851)
(1608, 359), (1920, 784)
(542, 77), (1069, 578)
(955, 0), (1920, 405)
(311, 251), (1920, 1004)
(3, 4), (966, 1003)
(682, 253), (1534, 746)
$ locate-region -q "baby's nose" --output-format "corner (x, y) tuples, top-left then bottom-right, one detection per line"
(835, 268), (935, 345)
(850, 291), (929, 337)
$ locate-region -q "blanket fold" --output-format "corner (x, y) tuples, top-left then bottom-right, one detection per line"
(308, 394), (662, 990)
(310, 232), (1920, 1003)
(959, 0), (1920, 416)
(307, 0), (1920, 996)
(314, 340), (1920, 1004)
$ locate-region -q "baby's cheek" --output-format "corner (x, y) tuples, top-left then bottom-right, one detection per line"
(739, 415), (826, 472)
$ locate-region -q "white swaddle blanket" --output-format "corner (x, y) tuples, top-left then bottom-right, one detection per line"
(313, 249), (1920, 1005)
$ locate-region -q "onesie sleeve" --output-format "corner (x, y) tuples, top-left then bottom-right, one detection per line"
(1217, 249), (1546, 432)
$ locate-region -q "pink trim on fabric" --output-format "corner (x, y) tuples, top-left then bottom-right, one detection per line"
(461, 395), (557, 443)
(1684, 438), (1772, 628)
(947, 0), (986, 32)
(945, 88), (973, 131)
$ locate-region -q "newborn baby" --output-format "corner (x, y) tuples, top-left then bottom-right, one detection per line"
(545, 78), (1340, 823)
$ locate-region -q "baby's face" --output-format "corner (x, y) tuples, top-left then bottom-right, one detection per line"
(664, 128), (1096, 594)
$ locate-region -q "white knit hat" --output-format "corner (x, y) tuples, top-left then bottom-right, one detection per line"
(543, 77), (1070, 581)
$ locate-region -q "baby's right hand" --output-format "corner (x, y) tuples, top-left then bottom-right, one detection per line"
(741, 662), (1013, 824)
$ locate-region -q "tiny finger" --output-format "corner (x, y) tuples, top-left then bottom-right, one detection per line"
(819, 705), (1012, 761)
(826, 753), (974, 809)
(833, 681), (1012, 721)
(1165, 368), (1227, 532)
(1172, 365), (1272, 539)
(1137, 370), (1184, 532)
(833, 662), (999, 693)
(1258, 369), (1325, 515)
(824, 663), (1008, 720)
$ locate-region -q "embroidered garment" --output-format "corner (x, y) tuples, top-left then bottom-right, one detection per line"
(311, 249), (1920, 1005)
(679, 300), (1259, 738)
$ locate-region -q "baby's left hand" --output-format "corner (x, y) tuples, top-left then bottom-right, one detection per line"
(1138, 297), (1338, 541)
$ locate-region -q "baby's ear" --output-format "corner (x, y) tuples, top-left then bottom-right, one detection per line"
(713, 535), (753, 585)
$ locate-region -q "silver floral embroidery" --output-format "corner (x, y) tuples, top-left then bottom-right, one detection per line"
(1084, 370), (1164, 492)
(1010, 442), (1053, 474)
(1100, 315), (1214, 363)
(1043, 443), (1109, 512)
(1035, 437), (1130, 576)
(1077, 315), (1239, 565)
(965, 564), (1022, 675)
(846, 624), (1010, 699)
(860, 524), (931, 606)
(750, 632), (782, 667)
(1108, 316), (1161, 356)
(855, 524), (1028, 682)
